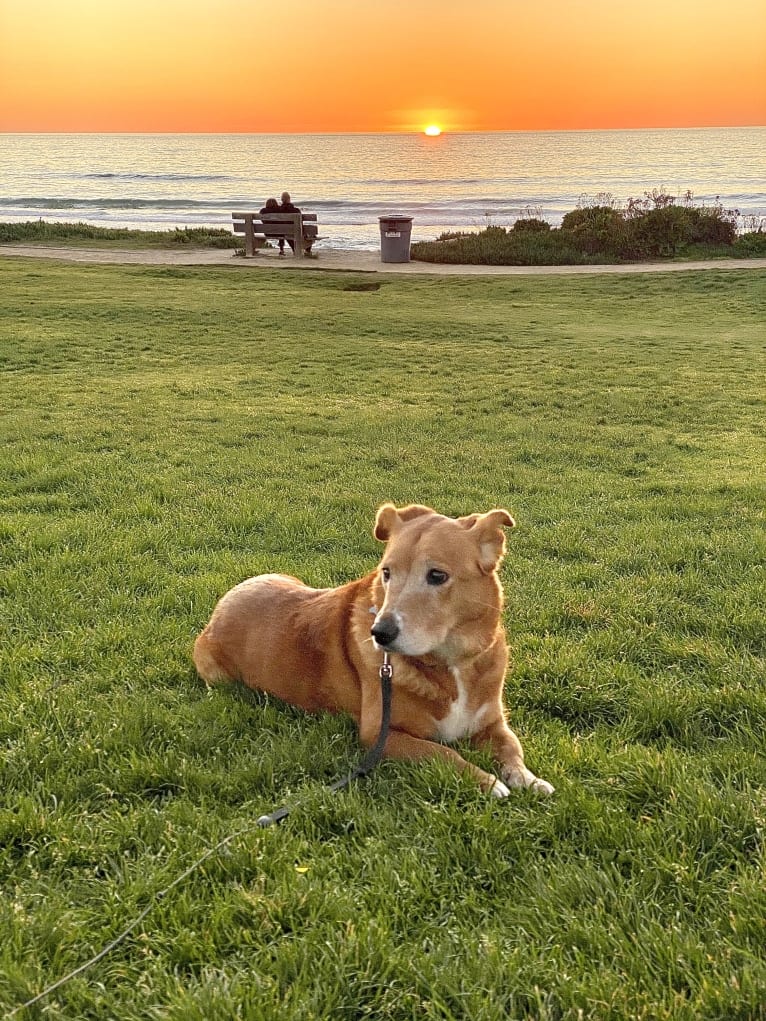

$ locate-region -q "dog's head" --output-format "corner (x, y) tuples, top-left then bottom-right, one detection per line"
(370, 503), (515, 660)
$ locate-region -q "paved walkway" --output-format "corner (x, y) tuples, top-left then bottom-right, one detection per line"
(2, 243), (765, 276)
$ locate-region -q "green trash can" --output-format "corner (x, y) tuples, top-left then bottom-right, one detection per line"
(379, 215), (413, 263)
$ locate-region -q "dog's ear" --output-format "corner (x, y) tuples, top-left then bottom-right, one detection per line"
(374, 503), (433, 541)
(374, 504), (399, 541)
(467, 509), (516, 573)
(457, 513), (480, 528)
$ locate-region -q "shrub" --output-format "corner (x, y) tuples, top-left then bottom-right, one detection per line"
(622, 205), (688, 259)
(560, 193), (739, 261)
(560, 205), (625, 257)
(512, 218), (551, 233)
(732, 231), (766, 257)
(411, 228), (593, 266)
(681, 206), (737, 246)
(622, 192), (737, 256)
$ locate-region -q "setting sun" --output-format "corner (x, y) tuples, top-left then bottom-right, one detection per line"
(424, 125), (442, 136)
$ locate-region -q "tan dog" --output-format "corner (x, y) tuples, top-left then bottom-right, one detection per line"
(194, 504), (553, 797)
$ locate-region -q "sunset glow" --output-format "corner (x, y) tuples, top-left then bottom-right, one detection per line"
(424, 126), (442, 137)
(0, 0), (764, 132)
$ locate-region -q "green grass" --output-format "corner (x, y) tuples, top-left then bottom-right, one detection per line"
(1, 259), (765, 1020)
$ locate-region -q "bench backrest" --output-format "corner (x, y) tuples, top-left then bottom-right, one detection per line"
(232, 212), (317, 234)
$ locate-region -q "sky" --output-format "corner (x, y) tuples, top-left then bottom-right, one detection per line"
(1, 0), (764, 132)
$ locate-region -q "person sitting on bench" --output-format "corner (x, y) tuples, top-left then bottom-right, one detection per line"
(259, 196), (286, 255)
(279, 191), (314, 255)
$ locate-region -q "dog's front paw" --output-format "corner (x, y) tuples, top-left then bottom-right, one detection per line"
(502, 764), (555, 795)
(489, 776), (511, 798)
(528, 776), (555, 795)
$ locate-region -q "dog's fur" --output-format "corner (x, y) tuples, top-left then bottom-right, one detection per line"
(194, 503), (553, 797)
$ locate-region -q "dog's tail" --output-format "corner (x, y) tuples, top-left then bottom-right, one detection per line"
(193, 632), (234, 686)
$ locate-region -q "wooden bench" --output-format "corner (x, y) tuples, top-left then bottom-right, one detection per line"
(232, 211), (321, 259)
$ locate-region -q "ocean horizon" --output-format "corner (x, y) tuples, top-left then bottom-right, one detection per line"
(1, 127), (764, 250)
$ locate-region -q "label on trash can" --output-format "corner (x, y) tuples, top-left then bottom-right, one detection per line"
(385, 231), (401, 238)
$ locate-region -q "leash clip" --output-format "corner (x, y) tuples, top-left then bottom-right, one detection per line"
(379, 651), (393, 682)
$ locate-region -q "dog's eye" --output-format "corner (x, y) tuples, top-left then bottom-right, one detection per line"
(381, 567), (390, 582)
(426, 568), (449, 586)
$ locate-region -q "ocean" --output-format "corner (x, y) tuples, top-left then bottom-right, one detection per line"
(1, 128), (764, 250)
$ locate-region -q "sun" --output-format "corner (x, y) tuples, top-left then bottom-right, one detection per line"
(424, 124), (442, 136)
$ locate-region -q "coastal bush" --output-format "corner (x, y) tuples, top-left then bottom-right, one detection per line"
(511, 217), (551, 233)
(621, 192), (737, 257)
(681, 206), (737, 245)
(622, 205), (688, 258)
(0, 219), (239, 248)
(560, 205), (626, 257)
(412, 227), (593, 265)
(412, 191), (754, 265)
(733, 229), (766, 256)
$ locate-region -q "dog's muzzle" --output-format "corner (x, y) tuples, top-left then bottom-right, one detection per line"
(371, 614), (400, 649)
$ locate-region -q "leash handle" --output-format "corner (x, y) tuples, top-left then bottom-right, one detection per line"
(257, 653), (393, 827)
(256, 806), (291, 828)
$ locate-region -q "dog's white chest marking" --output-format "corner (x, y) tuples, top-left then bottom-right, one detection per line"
(435, 669), (488, 743)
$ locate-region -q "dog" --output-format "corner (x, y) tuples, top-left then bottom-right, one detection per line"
(193, 503), (553, 797)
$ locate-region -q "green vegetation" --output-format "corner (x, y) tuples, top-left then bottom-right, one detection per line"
(1, 259), (765, 1019)
(0, 220), (239, 249)
(412, 192), (766, 265)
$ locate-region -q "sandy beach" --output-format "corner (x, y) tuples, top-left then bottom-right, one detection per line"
(2, 243), (766, 276)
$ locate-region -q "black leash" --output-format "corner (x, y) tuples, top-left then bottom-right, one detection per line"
(7, 654), (394, 1016)
(256, 652), (394, 827)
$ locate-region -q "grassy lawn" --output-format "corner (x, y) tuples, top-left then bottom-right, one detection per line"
(1, 259), (764, 1020)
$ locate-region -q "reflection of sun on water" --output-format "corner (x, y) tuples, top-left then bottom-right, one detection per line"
(424, 125), (442, 136)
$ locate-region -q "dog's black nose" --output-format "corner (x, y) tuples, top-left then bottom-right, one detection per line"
(371, 616), (400, 647)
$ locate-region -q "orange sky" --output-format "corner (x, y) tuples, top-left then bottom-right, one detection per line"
(1, 0), (764, 132)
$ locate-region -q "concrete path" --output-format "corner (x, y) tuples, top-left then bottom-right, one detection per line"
(2, 243), (765, 276)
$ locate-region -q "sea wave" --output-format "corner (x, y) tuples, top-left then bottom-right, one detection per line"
(2, 194), (762, 231)
(83, 172), (234, 182)
(0, 195), (565, 217)
(355, 177), (488, 186)
(1, 196), (223, 209)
